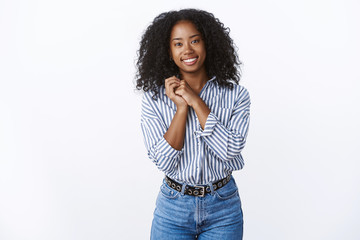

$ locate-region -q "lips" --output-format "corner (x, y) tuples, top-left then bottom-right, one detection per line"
(182, 57), (198, 66)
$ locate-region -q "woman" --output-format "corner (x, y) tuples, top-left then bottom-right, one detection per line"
(136, 8), (250, 239)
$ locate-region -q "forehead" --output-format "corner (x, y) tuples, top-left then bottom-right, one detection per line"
(170, 20), (200, 38)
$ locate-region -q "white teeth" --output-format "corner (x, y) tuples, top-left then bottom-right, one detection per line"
(183, 58), (197, 63)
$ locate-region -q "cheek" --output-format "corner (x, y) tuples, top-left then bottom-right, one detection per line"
(200, 49), (206, 61)
(198, 45), (206, 57)
(171, 50), (182, 63)
(171, 52), (182, 66)
(171, 48), (181, 58)
(173, 58), (182, 67)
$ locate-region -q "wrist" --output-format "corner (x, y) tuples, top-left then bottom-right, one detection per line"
(190, 96), (202, 108)
(176, 105), (188, 113)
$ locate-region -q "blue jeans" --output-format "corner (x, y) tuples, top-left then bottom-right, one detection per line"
(151, 176), (243, 239)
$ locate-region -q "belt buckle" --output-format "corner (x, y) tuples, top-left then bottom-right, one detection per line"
(194, 185), (205, 197)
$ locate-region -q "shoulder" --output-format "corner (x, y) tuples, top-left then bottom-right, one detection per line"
(141, 86), (174, 114)
(234, 84), (250, 100)
(142, 86), (166, 102)
(233, 84), (250, 108)
(233, 84), (250, 106)
(218, 82), (250, 99)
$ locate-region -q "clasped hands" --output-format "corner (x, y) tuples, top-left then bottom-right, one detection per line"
(164, 76), (200, 109)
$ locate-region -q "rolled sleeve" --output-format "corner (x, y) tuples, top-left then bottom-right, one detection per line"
(140, 92), (183, 174)
(193, 87), (250, 161)
(193, 112), (217, 137)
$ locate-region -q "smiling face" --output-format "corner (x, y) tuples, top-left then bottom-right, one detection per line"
(169, 20), (206, 77)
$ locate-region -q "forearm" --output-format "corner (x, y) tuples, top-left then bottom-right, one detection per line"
(193, 101), (250, 161)
(192, 97), (211, 130)
(163, 106), (188, 150)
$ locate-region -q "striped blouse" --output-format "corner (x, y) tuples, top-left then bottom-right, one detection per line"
(140, 77), (251, 185)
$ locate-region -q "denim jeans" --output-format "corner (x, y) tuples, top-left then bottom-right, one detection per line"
(150, 176), (243, 240)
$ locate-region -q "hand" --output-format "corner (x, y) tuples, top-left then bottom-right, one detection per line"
(174, 80), (200, 107)
(164, 76), (188, 109)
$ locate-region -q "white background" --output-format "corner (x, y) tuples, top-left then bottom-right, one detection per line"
(1, 0), (359, 239)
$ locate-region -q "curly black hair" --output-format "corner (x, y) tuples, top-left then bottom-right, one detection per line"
(135, 8), (242, 99)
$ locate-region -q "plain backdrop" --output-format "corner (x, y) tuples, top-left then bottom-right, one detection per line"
(1, 0), (359, 239)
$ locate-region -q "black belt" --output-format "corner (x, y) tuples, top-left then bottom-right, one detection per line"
(165, 175), (231, 197)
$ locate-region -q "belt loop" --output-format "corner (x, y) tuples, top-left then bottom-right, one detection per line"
(208, 181), (215, 195)
(181, 183), (187, 195)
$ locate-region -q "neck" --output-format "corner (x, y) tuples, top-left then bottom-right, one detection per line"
(180, 70), (209, 95)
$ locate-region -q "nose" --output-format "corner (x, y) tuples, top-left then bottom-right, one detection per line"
(183, 43), (194, 54)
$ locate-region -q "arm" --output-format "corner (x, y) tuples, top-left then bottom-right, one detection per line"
(141, 93), (183, 174)
(175, 81), (250, 161)
(163, 76), (189, 150)
(174, 80), (210, 129)
(194, 87), (251, 161)
(191, 97), (210, 130)
(140, 76), (188, 174)
(163, 106), (188, 150)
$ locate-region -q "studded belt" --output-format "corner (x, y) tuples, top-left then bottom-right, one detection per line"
(164, 175), (231, 197)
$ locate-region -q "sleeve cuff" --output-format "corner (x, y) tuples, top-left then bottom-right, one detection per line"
(193, 112), (218, 137)
(156, 137), (183, 158)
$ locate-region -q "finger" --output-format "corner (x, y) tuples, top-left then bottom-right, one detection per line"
(167, 81), (180, 91)
(165, 76), (180, 83)
(165, 79), (180, 97)
(174, 88), (184, 95)
(180, 80), (191, 88)
(164, 77), (180, 97)
(165, 78), (180, 87)
(167, 79), (180, 87)
(179, 80), (188, 87)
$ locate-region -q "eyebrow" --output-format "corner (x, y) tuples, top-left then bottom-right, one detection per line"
(172, 34), (201, 41)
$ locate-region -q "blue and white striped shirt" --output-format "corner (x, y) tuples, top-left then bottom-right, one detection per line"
(140, 77), (250, 185)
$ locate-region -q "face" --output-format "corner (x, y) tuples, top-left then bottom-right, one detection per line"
(169, 20), (206, 76)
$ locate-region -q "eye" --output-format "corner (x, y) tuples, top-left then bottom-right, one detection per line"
(174, 42), (182, 47)
(191, 39), (200, 44)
